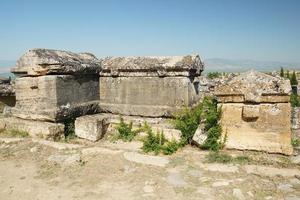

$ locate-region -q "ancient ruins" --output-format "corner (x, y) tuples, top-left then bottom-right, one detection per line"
(0, 48), (298, 156)
(215, 71), (293, 155)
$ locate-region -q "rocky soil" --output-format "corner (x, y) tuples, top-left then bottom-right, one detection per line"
(0, 136), (300, 200)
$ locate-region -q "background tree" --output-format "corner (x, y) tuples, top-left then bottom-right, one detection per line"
(291, 70), (298, 86)
(286, 70), (290, 79)
(280, 67), (284, 77)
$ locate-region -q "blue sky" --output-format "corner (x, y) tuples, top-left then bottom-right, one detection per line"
(0, 0), (299, 62)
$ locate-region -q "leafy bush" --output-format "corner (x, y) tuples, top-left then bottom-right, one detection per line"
(162, 139), (182, 155)
(172, 96), (223, 151)
(116, 117), (141, 142)
(201, 125), (222, 151)
(207, 72), (223, 79)
(206, 151), (251, 164)
(142, 126), (182, 155)
(291, 94), (300, 107)
(206, 151), (232, 163)
(172, 102), (203, 145)
(2, 129), (29, 138)
(291, 138), (300, 147)
(142, 128), (166, 155)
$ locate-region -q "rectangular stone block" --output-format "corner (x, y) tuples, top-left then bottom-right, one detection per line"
(103, 113), (181, 142)
(100, 77), (200, 117)
(75, 114), (109, 142)
(11, 75), (100, 122)
(75, 113), (181, 142)
(0, 117), (64, 140)
(220, 103), (293, 155)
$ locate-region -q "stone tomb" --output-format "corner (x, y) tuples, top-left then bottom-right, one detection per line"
(10, 49), (102, 122)
(0, 49), (102, 139)
(215, 70), (293, 155)
(100, 55), (204, 117)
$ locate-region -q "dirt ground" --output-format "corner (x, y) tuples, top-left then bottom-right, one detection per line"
(0, 137), (300, 200)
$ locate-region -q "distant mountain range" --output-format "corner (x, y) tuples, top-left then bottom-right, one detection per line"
(204, 58), (300, 72)
(0, 59), (299, 77)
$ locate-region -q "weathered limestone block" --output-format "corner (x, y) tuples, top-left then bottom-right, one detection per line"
(11, 49), (102, 76)
(100, 54), (204, 117)
(11, 75), (100, 122)
(220, 103), (292, 155)
(101, 55), (203, 77)
(216, 70), (293, 155)
(192, 125), (207, 146)
(75, 113), (181, 142)
(100, 77), (200, 117)
(75, 114), (109, 141)
(0, 117), (64, 140)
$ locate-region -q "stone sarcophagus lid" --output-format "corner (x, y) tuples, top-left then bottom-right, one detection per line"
(215, 70), (293, 155)
(99, 55), (204, 117)
(11, 48), (102, 76)
(10, 49), (102, 122)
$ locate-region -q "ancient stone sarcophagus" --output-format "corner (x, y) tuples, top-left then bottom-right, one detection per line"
(99, 55), (204, 117)
(215, 70), (293, 155)
(10, 49), (102, 122)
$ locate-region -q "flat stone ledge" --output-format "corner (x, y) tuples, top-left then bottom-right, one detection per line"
(244, 165), (300, 177)
(81, 147), (123, 156)
(123, 152), (169, 167)
(32, 139), (82, 150)
(0, 137), (25, 144)
(0, 117), (64, 140)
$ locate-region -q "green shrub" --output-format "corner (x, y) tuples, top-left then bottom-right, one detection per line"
(201, 125), (222, 151)
(142, 128), (167, 155)
(291, 138), (300, 147)
(142, 126), (182, 155)
(172, 96), (223, 151)
(234, 155), (252, 164)
(206, 151), (232, 163)
(291, 70), (298, 86)
(116, 117), (141, 142)
(206, 151), (251, 164)
(291, 94), (300, 107)
(207, 72), (222, 79)
(162, 139), (182, 155)
(5, 129), (29, 138)
(172, 101), (203, 145)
